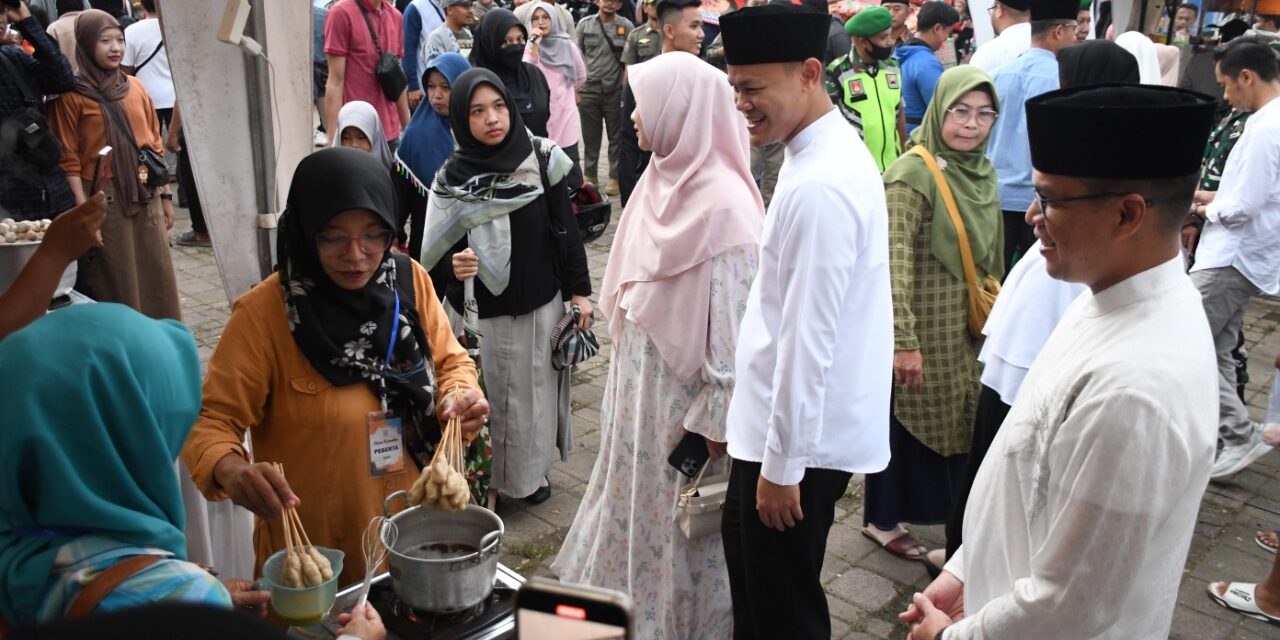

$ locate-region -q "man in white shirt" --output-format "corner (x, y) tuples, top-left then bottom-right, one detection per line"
(902, 83), (1218, 640)
(1187, 38), (1280, 479)
(968, 0), (1029, 73)
(720, 5), (893, 638)
(121, 0), (174, 120)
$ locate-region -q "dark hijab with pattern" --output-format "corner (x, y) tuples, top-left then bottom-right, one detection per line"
(73, 9), (150, 214)
(276, 148), (440, 463)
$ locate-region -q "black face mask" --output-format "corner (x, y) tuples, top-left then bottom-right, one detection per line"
(500, 43), (525, 69)
(868, 43), (894, 61)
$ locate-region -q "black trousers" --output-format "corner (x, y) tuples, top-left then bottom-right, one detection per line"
(722, 460), (851, 640)
(175, 132), (206, 235)
(944, 384), (1012, 558)
(1002, 209), (1037, 276)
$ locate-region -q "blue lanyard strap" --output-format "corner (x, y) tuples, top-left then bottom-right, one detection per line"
(378, 288), (401, 412)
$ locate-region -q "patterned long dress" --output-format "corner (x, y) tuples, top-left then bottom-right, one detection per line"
(551, 246), (757, 639)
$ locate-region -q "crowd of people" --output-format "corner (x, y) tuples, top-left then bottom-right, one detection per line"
(3, 0), (1280, 638)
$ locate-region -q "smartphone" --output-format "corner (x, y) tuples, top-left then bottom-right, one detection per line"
(90, 146), (112, 195)
(517, 578), (633, 640)
(667, 430), (709, 479)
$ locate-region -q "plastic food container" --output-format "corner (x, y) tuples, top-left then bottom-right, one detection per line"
(256, 547), (345, 626)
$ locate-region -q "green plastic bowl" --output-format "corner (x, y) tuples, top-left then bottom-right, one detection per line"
(257, 547), (345, 626)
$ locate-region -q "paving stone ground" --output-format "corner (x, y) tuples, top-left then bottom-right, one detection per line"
(168, 193), (1280, 639)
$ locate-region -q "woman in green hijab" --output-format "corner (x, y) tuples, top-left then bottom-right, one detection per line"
(862, 66), (1003, 568)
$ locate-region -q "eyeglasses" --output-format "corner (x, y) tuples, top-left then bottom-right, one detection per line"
(1032, 188), (1153, 212)
(945, 105), (999, 125)
(315, 230), (395, 257)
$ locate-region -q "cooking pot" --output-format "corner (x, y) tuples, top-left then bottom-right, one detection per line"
(0, 241), (76, 298)
(382, 490), (504, 614)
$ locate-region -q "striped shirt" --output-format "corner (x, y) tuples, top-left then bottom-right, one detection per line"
(37, 536), (231, 624)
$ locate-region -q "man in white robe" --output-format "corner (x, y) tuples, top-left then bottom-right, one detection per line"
(902, 84), (1219, 639)
(718, 4), (894, 639)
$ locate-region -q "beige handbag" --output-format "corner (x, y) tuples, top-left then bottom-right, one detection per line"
(910, 146), (1001, 338)
(676, 464), (730, 539)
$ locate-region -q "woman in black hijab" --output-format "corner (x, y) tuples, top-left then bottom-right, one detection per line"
(420, 69), (591, 506)
(469, 9), (553, 138)
(1057, 40), (1141, 87)
(181, 148), (488, 586)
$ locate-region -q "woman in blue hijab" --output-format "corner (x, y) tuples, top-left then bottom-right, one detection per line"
(395, 52), (472, 261)
(0, 305), (231, 627)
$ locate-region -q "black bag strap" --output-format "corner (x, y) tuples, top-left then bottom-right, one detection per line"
(0, 51), (41, 107)
(85, 85), (144, 160)
(355, 0), (385, 56)
(133, 41), (164, 74)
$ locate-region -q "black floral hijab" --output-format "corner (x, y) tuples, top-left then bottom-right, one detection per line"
(276, 148), (439, 461)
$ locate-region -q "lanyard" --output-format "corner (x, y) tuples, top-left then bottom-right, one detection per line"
(379, 288), (401, 413)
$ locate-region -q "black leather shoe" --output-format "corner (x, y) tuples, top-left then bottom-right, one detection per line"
(523, 485), (552, 505)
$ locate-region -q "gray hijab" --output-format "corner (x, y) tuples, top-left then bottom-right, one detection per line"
(332, 100), (394, 170)
(529, 2), (581, 85)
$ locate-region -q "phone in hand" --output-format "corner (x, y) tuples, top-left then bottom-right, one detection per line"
(667, 430), (710, 479)
(517, 578), (633, 639)
(90, 146), (112, 196)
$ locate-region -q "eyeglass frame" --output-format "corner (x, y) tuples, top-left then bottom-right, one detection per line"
(944, 105), (1000, 125)
(1032, 188), (1154, 213)
(314, 229), (396, 257)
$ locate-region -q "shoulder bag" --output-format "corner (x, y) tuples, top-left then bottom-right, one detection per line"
(87, 86), (169, 189)
(356, 0), (409, 102)
(676, 463), (730, 539)
(909, 145), (1000, 338)
(0, 52), (63, 175)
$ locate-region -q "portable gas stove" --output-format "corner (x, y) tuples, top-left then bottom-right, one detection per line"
(305, 564), (523, 640)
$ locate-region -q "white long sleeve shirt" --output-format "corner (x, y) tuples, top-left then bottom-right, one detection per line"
(944, 257), (1217, 639)
(1191, 95), (1280, 295)
(968, 22), (1030, 74)
(725, 109), (893, 486)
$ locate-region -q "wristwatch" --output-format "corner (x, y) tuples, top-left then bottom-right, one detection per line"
(160, 192), (173, 201)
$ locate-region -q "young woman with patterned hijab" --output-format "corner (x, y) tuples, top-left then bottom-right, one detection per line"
(182, 148), (487, 586)
(420, 69), (592, 506)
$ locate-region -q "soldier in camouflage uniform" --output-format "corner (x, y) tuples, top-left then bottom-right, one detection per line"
(826, 7), (907, 172)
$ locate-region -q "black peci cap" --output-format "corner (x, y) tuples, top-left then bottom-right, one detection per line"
(720, 4), (831, 66)
(1026, 84), (1216, 179)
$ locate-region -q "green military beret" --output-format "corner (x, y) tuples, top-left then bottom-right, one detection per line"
(1079, 0), (1092, 10)
(846, 6), (892, 38)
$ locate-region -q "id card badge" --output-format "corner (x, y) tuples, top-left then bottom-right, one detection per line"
(367, 410), (406, 477)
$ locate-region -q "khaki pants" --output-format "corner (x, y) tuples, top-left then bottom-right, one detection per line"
(578, 87), (622, 183)
(1190, 266), (1260, 445)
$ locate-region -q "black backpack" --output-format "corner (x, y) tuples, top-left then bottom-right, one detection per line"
(0, 51), (63, 176)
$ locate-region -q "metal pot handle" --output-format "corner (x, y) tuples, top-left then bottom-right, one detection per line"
(384, 490), (409, 517)
(478, 529), (502, 558)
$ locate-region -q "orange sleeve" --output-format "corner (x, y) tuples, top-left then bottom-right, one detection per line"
(129, 77), (164, 154)
(411, 261), (480, 427)
(180, 287), (276, 500)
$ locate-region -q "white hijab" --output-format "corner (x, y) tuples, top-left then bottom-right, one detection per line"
(1114, 31), (1162, 85)
(332, 100), (394, 170)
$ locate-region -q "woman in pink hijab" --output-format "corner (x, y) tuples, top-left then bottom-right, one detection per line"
(551, 51), (764, 638)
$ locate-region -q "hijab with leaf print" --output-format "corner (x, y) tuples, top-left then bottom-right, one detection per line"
(276, 147), (439, 463)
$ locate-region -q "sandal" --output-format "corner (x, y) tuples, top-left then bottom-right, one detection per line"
(1257, 530), (1279, 555)
(1207, 582), (1280, 626)
(862, 526), (927, 561)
